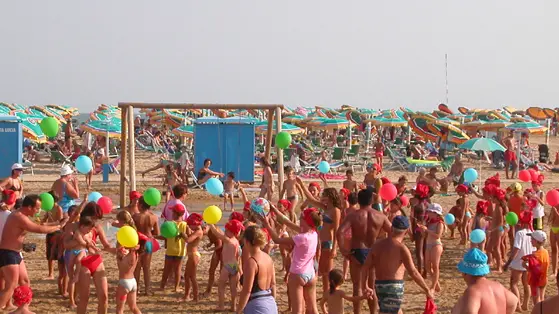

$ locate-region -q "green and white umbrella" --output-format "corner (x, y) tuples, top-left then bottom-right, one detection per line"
(504, 121), (547, 134)
(81, 119), (122, 138)
(458, 138), (505, 152)
(255, 121), (303, 134)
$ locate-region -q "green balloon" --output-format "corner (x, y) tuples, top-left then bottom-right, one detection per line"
(39, 192), (55, 211)
(276, 131), (292, 149)
(505, 212), (518, 226)
(40, 117), (59, 138)
(143, 188), (162, 206)
(160, 221), (179, 238)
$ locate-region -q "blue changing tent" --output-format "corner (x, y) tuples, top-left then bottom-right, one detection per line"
(194, 117), (255, 183)
(0, 116), (23, 178)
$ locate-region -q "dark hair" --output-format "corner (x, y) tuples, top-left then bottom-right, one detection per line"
(48, 190), (60, 203)
(345, 169), (353, 175)
(390, 197), (402, 206)
(227, 172), (235, 179)
(260, 157), (270, 167)
(398, 175), (407, 182)
(68, 205), (78, 216)
(284, 166), (294, 174)
(203, 158), (212, 166)
(81, 202), (103, 220)
(138, 197), (150, 211)
(172, 184), (188, 198)
(347, 192), (358, 206)
(322, 188), (342, 208)
(22, 195), (40, 209)
(14, 199), (23, 209)
(78, 215), (96, 227)
(328, 269), (344, 294)
(357, 189), (373, 206)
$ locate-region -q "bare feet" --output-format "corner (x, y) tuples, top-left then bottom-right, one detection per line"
(44, 275), (55, 280)
(201, 291), (211, 298)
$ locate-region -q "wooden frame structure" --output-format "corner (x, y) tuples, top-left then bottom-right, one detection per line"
(117, 102), (285, 209)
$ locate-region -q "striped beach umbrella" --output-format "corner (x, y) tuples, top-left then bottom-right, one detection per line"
(81, 119), (122, 138)
(12, 111), (47, 143)
(255, 121), (303, 134)
(316, 118), (352, 130)
(504, 121), (547, 134)
(172, 125), (194, 138)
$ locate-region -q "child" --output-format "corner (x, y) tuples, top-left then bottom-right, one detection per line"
(455, 184), (470, 245)
(523, 230), (549, 306)
(164, 163), (181, 203)
(342, 170), (358, 193)
(448, 200), (460, 239)
(298, 182), (321, 211)
(69, 216), (98, 284)
(525, 189), (544, 231)
(280, 166), (300, 213)
(319, 269), (371, 314)
(209, 219), (245, 312)
(132, 197), (159, 296)
(85, 151), (94, 189)
(159, 204), (187, 292)
(9, 286), (33, 314)
(277, 200), (294, 276)
(223, 172), (236, 211)
(395, 175), (408, 196)
(202, 222), (223, 298)
(420, 203), (444, 292)
(388, 197), (405, 222)
(182, 213), (204, 302)
(116, 245), (141, 314)
(471, 200), (490, 250)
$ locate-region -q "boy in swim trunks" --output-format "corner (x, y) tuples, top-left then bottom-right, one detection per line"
(343, 170), (358, 193)
(181, 213), (204, 302)
(115, 244), (141, 314)
(209, 219), (245, 312)
(280, 166), (300, 214)
(132, 197), (159, 295)
(363, 216), (433, 314)
(374, 137), (385, 171)
(223, 172), (236, 211)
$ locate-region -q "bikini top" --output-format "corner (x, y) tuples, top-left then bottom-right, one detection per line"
(9, 179), (21, 192)
(322, 211), (333, 224)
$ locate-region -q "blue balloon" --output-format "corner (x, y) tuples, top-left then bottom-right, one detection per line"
(206, 178), (224, 196)
(318, 161), (330, 174)
(75, 155), (93, 174)
(463, 168), (478, 183)
(470, 229), (486, 244)
(88, 192), (102, 203)
(444, 213), (455, 225)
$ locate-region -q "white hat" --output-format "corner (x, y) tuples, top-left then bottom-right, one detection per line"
(530, 230), (547, 243)
(11, 163), (23, 171)
(427, 203), (443, 215)
(60, 165), (74, 176)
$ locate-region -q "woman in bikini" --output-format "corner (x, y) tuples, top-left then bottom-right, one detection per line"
(420, 203), (444, 292)
(296, 177), (341, 301)
(72, 202), (116, 314)
(0, 164), (24, 200)
(196, 158), (224, 185)
(237, 226), (278, 314)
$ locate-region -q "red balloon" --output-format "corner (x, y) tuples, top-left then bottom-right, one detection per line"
(379, 183), (398, 201)
(528, 169), (538, 181)
(518, 170), (531, 182)
(97, 196), (113, 214)
(546, 190), (559, 207)
(400, 195), (409, 207)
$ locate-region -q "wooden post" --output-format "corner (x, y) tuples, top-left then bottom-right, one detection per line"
(264, 109), (274, 161)
(275, 107), (284, 198)
(120, 106), (128, 209)
(127, 106), (137, 191)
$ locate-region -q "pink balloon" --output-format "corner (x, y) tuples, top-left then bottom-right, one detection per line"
(528, 169), (538, 181)
(546, 190), (559, 207)
(400, 195), (409, 207)
(150, 239), (161, 253)
(518, 170), (531, 182)
(97, 196), (113, 214)
(379, 183), (398, 201)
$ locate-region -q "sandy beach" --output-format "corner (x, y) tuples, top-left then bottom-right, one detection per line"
(18, 135), (559, 313)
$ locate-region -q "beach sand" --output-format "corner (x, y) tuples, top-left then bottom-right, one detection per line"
(20, 135), (559, 313)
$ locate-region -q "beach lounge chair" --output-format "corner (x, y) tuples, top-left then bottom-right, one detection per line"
(332, 147), (346, 162)
(22, 161), (34, 175)
(189, 171), (204, 189)
(345, 144), (360, 161)
(51, 150), (72, 167)
(385, 147), (409, 171)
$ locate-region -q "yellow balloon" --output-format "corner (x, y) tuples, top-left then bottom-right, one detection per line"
(203, 205), (223, 224)
(117, 226), (139, 248)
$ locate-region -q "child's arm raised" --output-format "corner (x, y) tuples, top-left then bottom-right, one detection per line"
(208, 224), (229, 242)
(259, 216), (295, 246)
(296, 177), (326, 210)
(269, 205), (301, 233)
(238, 186), (249, 204)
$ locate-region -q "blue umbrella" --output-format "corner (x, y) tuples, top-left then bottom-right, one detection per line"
(458, 138), (505, 152)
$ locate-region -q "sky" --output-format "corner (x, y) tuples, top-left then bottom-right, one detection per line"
(1, 0), (558, 112)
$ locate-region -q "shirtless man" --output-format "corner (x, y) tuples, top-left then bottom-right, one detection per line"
(132, 197), (160, 295)
(452, 248), (517, 314)
(337, 188), (391, 314)
(446, 153), (464, 186)
(280, 166), (299, 214)
(503, 131), (518, 179)
(126, 191), (141, 215)
(426, 168), (449, 193)
(363, 216), (433, 314)
(0, 195), (61, 310)
(373, 138), (385, 171)
(532, 295), (559, 314)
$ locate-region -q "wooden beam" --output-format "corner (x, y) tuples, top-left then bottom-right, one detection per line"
(275, 107), (284, 198)
(127, 106), (137, 192)
(264, 109), (274, 161)
(118, 103), (283, 110)
(119, 106), (128, 209)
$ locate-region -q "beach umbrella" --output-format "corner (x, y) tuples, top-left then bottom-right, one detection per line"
(504, 121), (547, 134)
(282, 115), (305, 124)
(460, 120), (487, 132)
(302, 116), (328, 127)
(436, 117), (460, 126)
(172, 125), (194, 138)
(295, 107), (308, 116)
(344, 110), (364, 125)
(316, 118), (351, 130)
(409, 116), (438, 142)
(81, 119), (122, 138)
(255, 121), (303, 134)
(526, 107), (553, 121)
(427, 120), (470, 144)
(11, 111), (47, 143)
(367, 116), (408, 127)
(477, 119), (511, 131)
(458, 138), (505, 152)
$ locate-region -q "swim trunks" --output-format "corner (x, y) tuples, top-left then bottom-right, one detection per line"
(375, 280), (405, 314)
(351, 248), (370, 265)
(0, 249), (22, 267)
